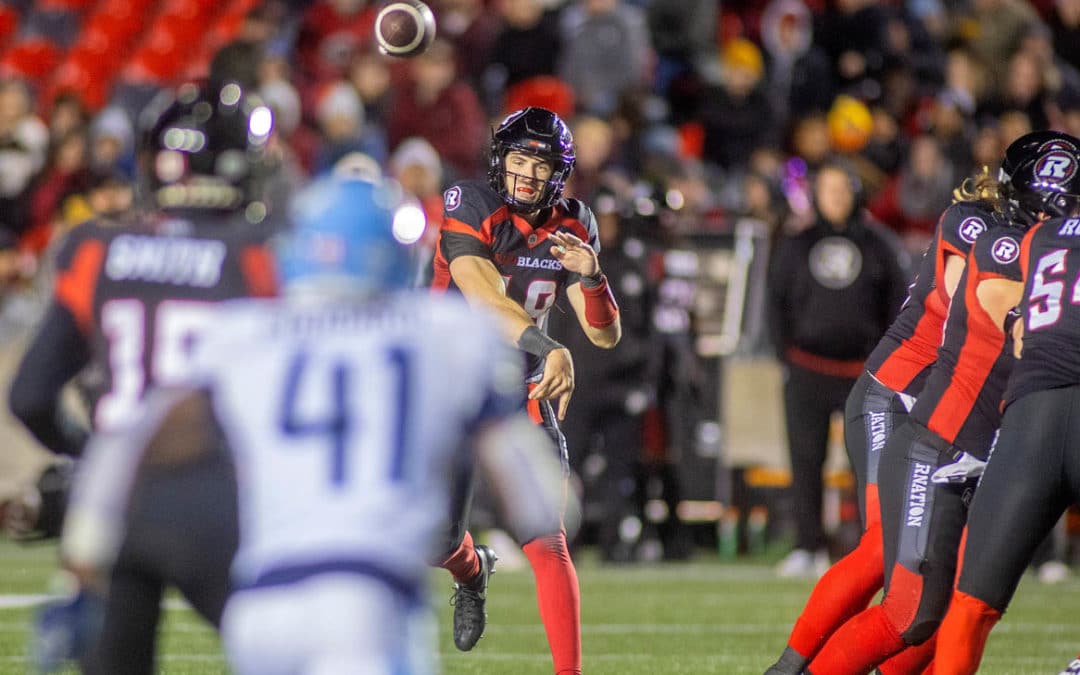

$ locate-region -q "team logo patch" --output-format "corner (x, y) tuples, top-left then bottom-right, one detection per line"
(1034, 151), (1078, 184)
(809, 237), (862, 289)
(991, 236), (1020, 265)
(443, 186), (462, 211)
(527, 234), (538, 246)
(958, 217), (986, 244)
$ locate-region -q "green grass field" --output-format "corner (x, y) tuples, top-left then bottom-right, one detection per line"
(0, 539), (1076, 674)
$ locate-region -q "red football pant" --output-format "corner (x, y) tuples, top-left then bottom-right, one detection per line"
(524, 532), (582, 675)
(932, 590), (1001, 675)
(789, 521), (884, 659)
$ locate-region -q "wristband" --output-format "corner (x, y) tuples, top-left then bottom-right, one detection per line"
(581, 274), (619, 328)
(580, 270), (604, 288)
(517, 325), (564, 358)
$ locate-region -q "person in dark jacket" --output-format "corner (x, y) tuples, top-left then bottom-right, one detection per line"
(767, 160), (910, 578)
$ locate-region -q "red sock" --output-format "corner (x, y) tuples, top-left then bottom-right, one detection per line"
(440, 530), (480, 585)
(789, 522), (884, 660)
(808, 605), (906, 674)
(522, 532), (581, 675)
(933, 591), (1001, 675)
(878, 633), (935, 675)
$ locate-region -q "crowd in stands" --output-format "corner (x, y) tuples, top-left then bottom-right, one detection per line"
(1, 0), (1078, 273)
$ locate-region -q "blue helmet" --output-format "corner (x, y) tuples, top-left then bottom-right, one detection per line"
(278, 175), (415, 296)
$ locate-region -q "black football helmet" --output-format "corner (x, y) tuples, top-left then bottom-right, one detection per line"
(137, 82), (274, 218)
(1000, 130), (1080, 224)
(488, 107), (575, 212)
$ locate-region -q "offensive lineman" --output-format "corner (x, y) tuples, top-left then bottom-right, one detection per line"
(765, 164), (1005, 674)
(933, 145), (1080, 674)
(61, 174), (576, 675)
(9, 82), (278, 674)
(430, 107), (621, 675)
(801, 134), (1080, 674)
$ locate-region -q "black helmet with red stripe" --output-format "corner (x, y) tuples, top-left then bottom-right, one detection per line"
(1000, 130), (1080, 224)
(488, 107), (575, 212)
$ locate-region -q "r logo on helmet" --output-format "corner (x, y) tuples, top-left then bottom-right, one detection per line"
(1035, 151), (1078, 183)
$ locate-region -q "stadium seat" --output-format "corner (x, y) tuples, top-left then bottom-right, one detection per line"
(67, 25), (125, 77)
(0, 38), (60, 79)
(123, 25), (185, 84)
(45, 57), (109, 112)
(0, 6), (18, 47)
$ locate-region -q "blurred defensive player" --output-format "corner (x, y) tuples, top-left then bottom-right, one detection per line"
(430, 107), (621, 674)
(61, 174), (576, 675)
(10, 82), (278, 674)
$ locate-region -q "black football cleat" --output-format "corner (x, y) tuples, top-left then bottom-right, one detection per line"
(450, 544), (497, 651)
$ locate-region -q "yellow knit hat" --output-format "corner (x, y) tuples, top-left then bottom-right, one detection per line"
(722, 38), (764, 77)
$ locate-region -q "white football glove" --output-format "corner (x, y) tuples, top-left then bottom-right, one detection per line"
(930, 452), (987, 485)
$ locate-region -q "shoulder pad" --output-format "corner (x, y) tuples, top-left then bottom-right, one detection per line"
(443, 180), (504, 230)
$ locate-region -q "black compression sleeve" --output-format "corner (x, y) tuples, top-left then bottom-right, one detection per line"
(9, 302), (91, 456)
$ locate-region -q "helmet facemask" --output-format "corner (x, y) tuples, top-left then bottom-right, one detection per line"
(490, 143), (574, 212)
(486, 107), (576, 213)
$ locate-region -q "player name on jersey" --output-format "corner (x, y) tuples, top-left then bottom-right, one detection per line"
(105, 234), (228, 287)
(269, 302), (418, 338)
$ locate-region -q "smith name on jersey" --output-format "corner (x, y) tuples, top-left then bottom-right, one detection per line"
(53, 215), (275, 430)
(431, 179), (600, 377)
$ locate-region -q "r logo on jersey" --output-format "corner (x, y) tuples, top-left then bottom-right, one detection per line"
(1035, 151), (1078, 183)
(958, 217), (986, 244)
(444, 186), (462, 211)
(991, 236), (1019, 264)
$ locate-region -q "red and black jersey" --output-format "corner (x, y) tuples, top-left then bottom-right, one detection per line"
(431, 179), (599, 379)
(1007, 217), (1080, 405)
(909, 224), (1024, 459)
(866, 201), (1001, 395)
(51, 214), (276, 430)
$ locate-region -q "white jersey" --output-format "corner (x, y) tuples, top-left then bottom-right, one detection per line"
(192, 292), (523, 589)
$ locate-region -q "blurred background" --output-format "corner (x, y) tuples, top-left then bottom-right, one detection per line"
(2, 0), (1080, 571)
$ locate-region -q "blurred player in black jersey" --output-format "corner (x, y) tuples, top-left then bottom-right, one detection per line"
(431, 107), (621, 674)
(803, 132), (1080, 674)
(935, 135), (1080, 674)
(9, 82), (278, 675)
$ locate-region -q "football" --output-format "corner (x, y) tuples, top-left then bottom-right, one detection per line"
(374, 0), (437, 58)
